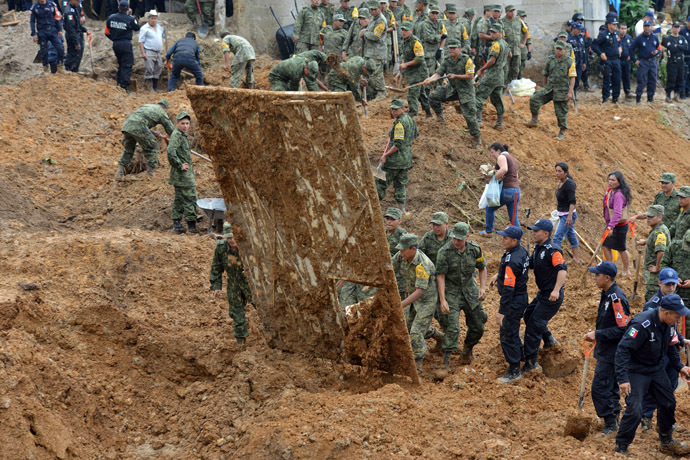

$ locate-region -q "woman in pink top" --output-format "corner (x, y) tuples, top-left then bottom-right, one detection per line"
(602, 170), (633, 276)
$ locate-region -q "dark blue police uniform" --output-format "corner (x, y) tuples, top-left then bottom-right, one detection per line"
(105, 4), (140, 90)
(632, 32), (661, 101)
(592, 25), (622, 102)
(497, 242), (530, 369)
(619, 32), (633, 96)
(30, 0), (65, 68)
(662, 33), (688, 99)
(568, 32), (587, 96)
(679, 25), (690, 98)
(63, 2), (88, 72)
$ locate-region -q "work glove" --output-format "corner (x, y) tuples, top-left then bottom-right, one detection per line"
(435, 48), (442, 60)
(527, 51), (532, 60)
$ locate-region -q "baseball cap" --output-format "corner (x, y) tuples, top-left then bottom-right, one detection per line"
(645, 204), (665, 217)
(505, 4), (516, 11)
(558, 31), (568, 38)
(390, 98), (406, 109)
(573, 22), (584, 30)
(307, 61), (319, 76)
(333, 13), (345, 21)
(223, 221), (233, 238)
(555, 40), (567, 49)
(465, 7), (475, 15)
(645, 9), (655, 17)
(384, 207), (403, 220)
(445, 3), (457, 13)
(430, 5), (441, 13)
(489, 23), (503, 33)
(176, 111), (191, 121)
(517, 9), (525, 17)
(497, 225), (522, 240)
(400, 21), (413, 30)
(660, 294), (690, 316)
(364, 58), (377, 73)
(677, 186), (690, 198)
(588, 261), (617, 278)
(430, 212), (449, 225)
(447, 38), (461, 47)
(157, 98), (169, 109)
(449, 222), (469, 239)
(659, 268), (679, 285)
(673, 22), (682, 27)
(396, 233), (419, 250)
(661, 172), (677, 183)
(492, 5), (502, 11)
(359, 8), (371, 18)
(527, 218), (554, 232)
(119, 0), (129, 6)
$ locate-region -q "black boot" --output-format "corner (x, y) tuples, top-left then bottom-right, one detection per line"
(172, 219), (186, 234)
(660, 433), (690, 455)
(187, 220), (199, 233)
(458, 345), (473, 364)
(542, 335), (559, 350)
(442, 352), (451, 368)
(521, 358), (541, 373)
(497, 364), (522, 383)
(636, 94), (641, 103)
(613, 443), (628, 455)
(648, 94), (654, 103)
(424, 108), (433, 119)
(602, 414), (619, 435)
(152, 78), (159, 91)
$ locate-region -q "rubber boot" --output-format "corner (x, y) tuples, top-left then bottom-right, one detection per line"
(146, 164), (155, 176)
(187, 220), (199, 233)
(556, 128), (566, 140)
(542, 335), (559, 350)
(415, 358), (423, 374)
(235, 337), (246, 346)
(152, 78), (159, 91)
(115, 165), (126, 178)
(636, 94), (641, 103)
(424, 108), (433, 119)
(526, 113), (538, 127)
(471, 135), (481, 149)
(172, 219), (186, 234)
(493, 113), (503, 131)
(458, 345), (473, 364)
(442, 352), (451, 368)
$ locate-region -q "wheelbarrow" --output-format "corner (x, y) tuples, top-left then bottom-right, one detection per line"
(196, 197), (226, 234)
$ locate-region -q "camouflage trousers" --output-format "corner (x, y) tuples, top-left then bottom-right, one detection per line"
(119, 128), (159, 168)
(368, 57), (386, 93)
(404, 299), (439, 360)
(519, 47), (527, 79)
(171, 186), (198, 222)
(504, 52), (521, 86)
(295, 42), (319, 54)
(184, 0), (214, 27)
(338, 281), (376, 311)
(376, 168), (409, 205)
(227, 286), (251, 338)
(407, 82), (430, 116)
(429, 85), (480, 136)
(230, 59), (255, 88)
(529, 88), (569, 130)
(475, 81), (505, 116)
(437, 294), (488, 352)
(394, 272), (407, 302)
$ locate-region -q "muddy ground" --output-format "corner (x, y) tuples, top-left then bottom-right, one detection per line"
(2, 11), (690, 460)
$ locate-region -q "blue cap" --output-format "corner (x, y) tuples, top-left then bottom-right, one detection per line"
(119, 0), (129, 6)
(496, 225), (523, 239)
(659, 268), (680, 284)
(661, 294), (690, 316)
(527, 218), (554, 233)
(643, 20), (653, 26)
(588, 261), (617, 278)
(573, 22), (584, 30)
(645, 10), (655, 17)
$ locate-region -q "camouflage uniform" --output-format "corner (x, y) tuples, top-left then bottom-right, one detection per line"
(221, 34), (256, 89)
(376, 105), (418, 204)
(380, 6), (396, 68)
(320, 24), (349, 55)
(470, 14), (486, 58)
(400, 26), (429, 115)
(391, 3), (411, 42)
(294, 5), (326, 53)
(654, 189), (680, 236)
(338, 282), (376, 309)
(336, 4), (358, 29)
(343, 14), (365, 57)
(661, 230), (690, 316)
(518, 12), (530, 79)
(392, 247), (438, 359)
(436, 238), (488, 351)
(459, 10), (474, 44)
(411, 7), (429, 36)
(501, 14), (526, 85)
(529, 52), (577, 130)
(429, 48), (480, 136)
(319, 2), (335, 25)
(268, 56), (318, 91)
(167, 125), (198, 223)
(443, 18), (469, 55)
(363, 8), (388, 94)
(418, 229), (450, 267)
(475, 35), (509, 117)
(672, 206), (690, 245)
(184, 0), (213, 28)
(643, 223), (670, 301)
(327, 56), (370, 100)
(420, 16), (446, 76)
(387, 224), (407, 298)
(118, 103), (174, 169)
(210, 239), (253, 339)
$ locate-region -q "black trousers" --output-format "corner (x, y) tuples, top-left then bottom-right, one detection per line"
(113, 40), (134, 89)
(522, 289), (563, 361)
(592, 359), (621, 419)
(499, 293), (528, 366)
(667, 58), (685, 95)
(65, 35), (84, 72)
(144, 0), (166, 12)
(616, 367), (676, 447)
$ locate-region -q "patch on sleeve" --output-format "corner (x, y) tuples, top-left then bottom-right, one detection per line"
(475, 249), (484, 263)
(416, 264), (429, 279)
(394, 121), (405, 140)
(503, 266), (516, 287)
(568, 61), (577, 77)
(222, 41), (230, 49)
(552, 251), (565, 266)
(505, 253), (511, 262)
(463, 26), (469, 40)
(642, 320), (651, 328)
(654, 232), (667, 247)
(374, 22), (385, 38)
(413, 40), (425, 57)
(352, 7), (358, 18)
(490, 41), (501, 54)
(441, 23), (447, 35)
(628, 327), (638, 338)
(465, 58), (475, 74)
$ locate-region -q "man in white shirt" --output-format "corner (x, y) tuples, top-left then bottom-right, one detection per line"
(634, 10), (655, 37)
(138, 10), (167, 91)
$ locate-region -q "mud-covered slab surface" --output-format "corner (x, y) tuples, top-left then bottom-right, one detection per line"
(187, 87), (417, 381)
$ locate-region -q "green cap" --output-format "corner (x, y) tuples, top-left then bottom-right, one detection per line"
(678, 186), (690, 198)
(445, 3), (457, 12)
(359, 8), (371, 18)
(364, 58), (377, 72)
(465, 7), (475, 15)
(430, 4), (440, 13)
(307, 61), (319, 76)
(447, 38), (461, 47)
(416, 0), (428, 3)
(390, 98), (406, 109)
(555, 40), (567, 49)
(483, 4), (491, 11)
(661, 172), (677, 183)
(492, 4), (502, 11)
(368, 0), (379, 9)
(430, 211), (449, 225)
(400, 20), (413, 29)
(333, 13), (345, 21)
(157, 99), (169, 109)
(450, 222), (469, 239)
(683, 229), (690, 251)
(489, 23), (503, 33)
(219, 28), (229, 36)
(558, 31), (568, 38)
(646, 204), (665, 217)
(396, 233), (419, 250)
(176, 111), (191, 121)
(384, 207), (403, 220)
(505, 4), (515, 11)
(223, 221), (233, 238)
(517, 9), (526, 16)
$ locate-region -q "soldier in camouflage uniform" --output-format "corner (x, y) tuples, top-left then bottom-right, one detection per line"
(418, 211), (450, 267)
(184, 0), (213, 28)
(384, 207), (407, 299)
(210, 222), (253, 345)
(419, 5), (446, 79)
(424, 38), (481, 147)
(392, 233), (440, 373)
(362, 0), (388, 100)
(661, 229), (690, 330)
(268, 57), (320, 91)
(635, 205), (671, 301)
(320, 14), (348, 55)
(379, 0), (396, 70)
(327, 56), (375, 104)
(390, 0), (409, 45)
(671, 186), (690, 244)
(517, 10), (531, 79)
(471, 5), (491, 59)
(399, 21), (430, 117)
(477, 5), (502, 64)
(526, 40), (576, 140)
(319, 0), (335, 26)
(442, 4), (469, 55)
(116, 99), (175, 178)
(461, 7), (475, 47)
(411, 0), (429, 36)
(167, 112), (199, 233)
(342, 8), (368, 60)
(475, 23), (509, 130)
(436, 222), (488, 366)
(501, 5), (527, 85)
(376, 99), (418, 212)
(293, 0), (326, 54)
(336, 0), (358, 30)
(631, 173), (681, 238)
(220, 31), (256, 89)
(550, 31), (575, 60)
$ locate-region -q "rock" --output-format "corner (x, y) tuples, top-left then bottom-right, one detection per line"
(20, 283), (40, 291)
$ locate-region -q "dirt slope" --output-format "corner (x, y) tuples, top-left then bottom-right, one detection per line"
(1, 63), (690, 459)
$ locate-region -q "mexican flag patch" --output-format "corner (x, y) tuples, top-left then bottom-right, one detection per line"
(628, 328), (638, 338)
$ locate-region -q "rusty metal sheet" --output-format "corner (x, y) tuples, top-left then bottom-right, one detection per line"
(187, 88), (418, 382)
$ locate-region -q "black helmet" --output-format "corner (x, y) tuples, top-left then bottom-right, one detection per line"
(572, 13), (584, 21)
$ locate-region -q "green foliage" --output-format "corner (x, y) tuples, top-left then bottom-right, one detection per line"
(656, 111), (670, 126)
(619, 0), (654, 29)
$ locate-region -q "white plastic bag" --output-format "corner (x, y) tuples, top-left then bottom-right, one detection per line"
(509, 78), (537, 97)
(486, 178), (502, 208)
(478, 184), (489, 209)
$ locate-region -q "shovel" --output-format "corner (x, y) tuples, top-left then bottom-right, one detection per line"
(194, 0), (209, 38)
(392, 28), (400, 76)
(580, 228), (610, 282)
(372, 139), (390, 181)
(87, 33), (98, 79)
(361, 84), (368, 117)
(564, 339), (596, 440)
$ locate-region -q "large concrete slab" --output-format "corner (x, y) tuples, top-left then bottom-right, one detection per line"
(187, 87), (418, 382)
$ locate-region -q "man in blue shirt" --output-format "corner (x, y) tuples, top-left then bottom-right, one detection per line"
(592, 14), (622, 104)
(30, 0), (66, 73)
(105, 0), (141, 91)
(678, 16), (690, 99)
(618, 22), (634, 99)
(631, 20), (661, 103)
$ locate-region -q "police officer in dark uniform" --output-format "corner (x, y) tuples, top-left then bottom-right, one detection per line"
(584, 261), (630, 435)
(631, 20), (661, 103)
(105, 0), (140, 91)
(490, 225), (529, 384)
(662, 22), (689, 102)
(592, 13), (622, 104)
(568, 22), (587, 99)
(679, 16), (690, 99)
(572, 12), (592, 91)
(522, 219), (567, 373)
(613, 294), (690, 456)
(618, 22), (633, 99)
(30, 0), (66, 73)
(63, 0), (91, 72)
